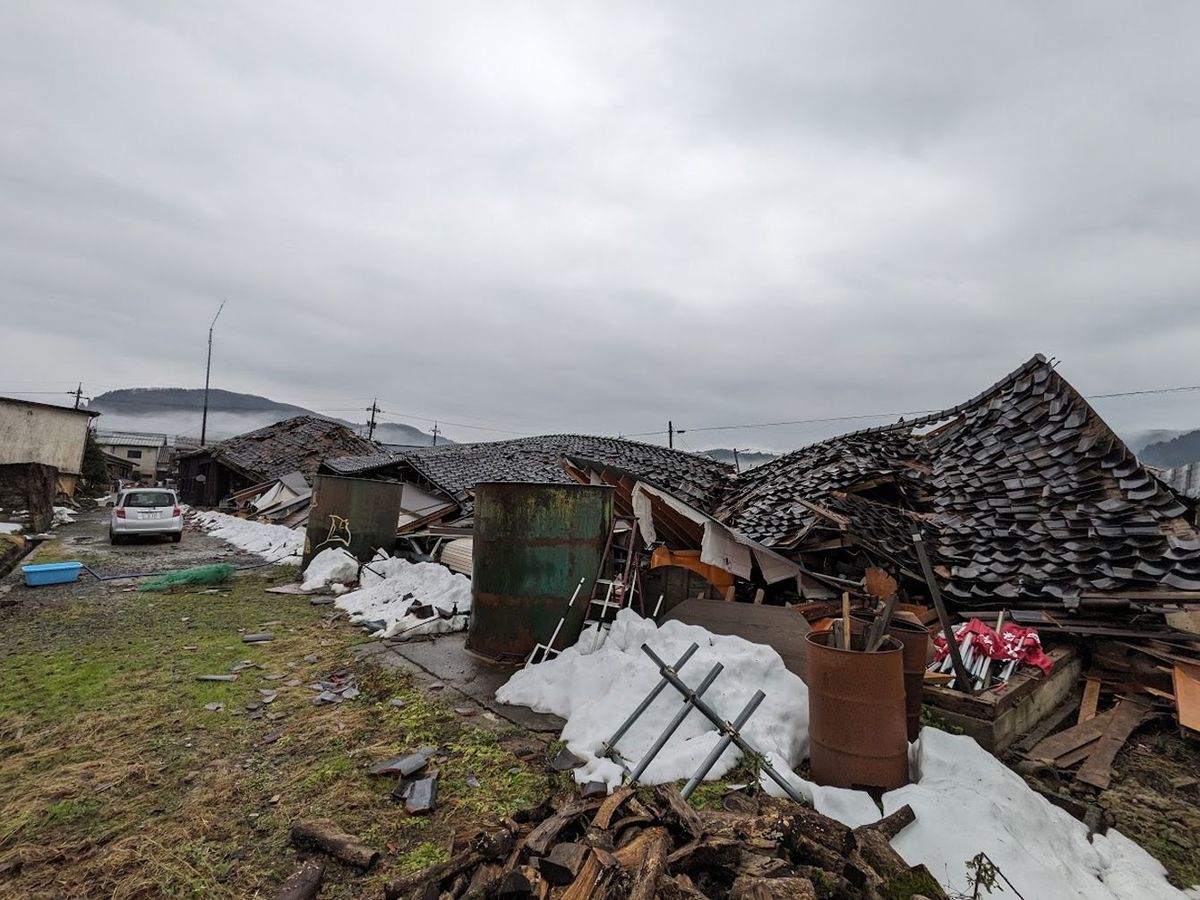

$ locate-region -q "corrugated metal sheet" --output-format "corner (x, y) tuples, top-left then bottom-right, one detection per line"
(1161, 462), (1200, 499)
(438, 538), (473, 576)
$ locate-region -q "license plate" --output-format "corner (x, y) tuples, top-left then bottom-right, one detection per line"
(140, 511), (162, 520)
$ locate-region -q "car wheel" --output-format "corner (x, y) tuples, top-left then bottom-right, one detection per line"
(171, 533), (182, 544)
(110, 530), (121, 545)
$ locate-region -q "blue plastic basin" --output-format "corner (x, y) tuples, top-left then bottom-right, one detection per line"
(22, 562), (83, 587)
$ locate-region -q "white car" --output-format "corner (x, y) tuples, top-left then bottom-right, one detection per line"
(110, 489), (183, 544)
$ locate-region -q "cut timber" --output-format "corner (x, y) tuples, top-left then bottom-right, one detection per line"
(612, 826), (670, 870)
(592, 787), (633, 829)
(1076, 701), (1152, 790)
(663, 599), (811, 680)
(1029, 707), (1118, 762)
(653, 785), (702, 840)
(272, 859), (325, 900)
(524, 799), (600, 856)
(559, 852), (610, 900)
(538, 843), (589, 886)
(1173, 662), (1200, 735)
(290, 819), (379, 870)
(1054, 739), (1100, 769)
(628, 827), (670, 900)
(1078, 677), (1101, 724)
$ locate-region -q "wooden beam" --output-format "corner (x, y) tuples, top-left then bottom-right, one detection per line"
(1076, 701), (1152, 790)
(1078, 677), (1101, 725)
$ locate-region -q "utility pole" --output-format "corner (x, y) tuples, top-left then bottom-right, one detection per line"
(668, 420), (674, 449)
(200, 301), (226, 447)
(366, 399), (380, 441)
(732, 448), (740, 473)
(72, 383), (83, 410)
(431, 422), (440, 446)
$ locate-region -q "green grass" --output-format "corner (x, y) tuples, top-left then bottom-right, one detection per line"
(0, 570), (549, 898)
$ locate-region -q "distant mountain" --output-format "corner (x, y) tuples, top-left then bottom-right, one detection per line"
(1124, 428), (1189, 454)
(1139, 429), (1200, 468)
(88, 387), (445, 446)
(702, 448), (778, 470)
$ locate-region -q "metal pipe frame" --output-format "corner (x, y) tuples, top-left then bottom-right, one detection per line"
(680, 690), (765, 799)
(600, 643), (699, 764)
(641, 644), (807, 804)
(625, 662), (724, 785)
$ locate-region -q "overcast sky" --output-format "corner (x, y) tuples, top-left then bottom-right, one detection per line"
(3, 2), (1199, 451)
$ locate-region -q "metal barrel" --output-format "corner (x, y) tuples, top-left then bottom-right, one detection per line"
(850, 611), (930, 742)
(805, 630), (910, 791)
(302, 475), (404, 568)
(467, 482), (613, 662)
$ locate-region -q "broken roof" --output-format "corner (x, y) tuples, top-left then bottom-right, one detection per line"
(323, 434), (733, 515)
(183, 416), (379, 484)
(716, 354), (1200, 604)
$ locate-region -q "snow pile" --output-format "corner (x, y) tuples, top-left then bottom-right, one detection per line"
(334, 552), (472, 638)
(496, 608), (808, 790)
(0, 522), (23, 535)
(886, 729), (1193, 899)
(51, 507), (76, 526)
(301, 547), (360, 591)
(189, 510), (303, 563)
(497, 611), (1195, 900)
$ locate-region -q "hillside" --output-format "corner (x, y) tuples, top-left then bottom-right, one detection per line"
(1140, 429), (1200, 468)
(88, 388), (442, 446)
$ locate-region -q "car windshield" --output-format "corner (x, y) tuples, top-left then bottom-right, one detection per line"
(123, 491), (175, 509)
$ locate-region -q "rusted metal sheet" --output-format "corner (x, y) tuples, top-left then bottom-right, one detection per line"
(851, 612), (929, 742)
(302, 475), (403, 567)
(805, 631), (910, 791)
(467, 482), (613, 663)
(664, 598), (811, 680)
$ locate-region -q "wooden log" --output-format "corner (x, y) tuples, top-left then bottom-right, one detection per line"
(384, 829), (514, 900)
(780, 807), (856, 856)
(560, 851), (612, 900)
(290, 820), (379, 871)
(524, 799), (600, 856)
(272, 859), (325, 900)
(495, 869), (532, 899)
(729, 875), (816, 899)
(538, 843), (590, 886)
(628, 827), (671, 900)
(868, 804), (915, 841)
(665, 837), (741, 875)
(735, 852), (794, 879)
(658, 874), (711, 900)
(653, 785), (703, 840)
(612, 826), (671, 870)
(592, 786), (633, 829)
(462, 863), (502, 899)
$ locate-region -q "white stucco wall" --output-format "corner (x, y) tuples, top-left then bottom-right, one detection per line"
(0, 399), (95, 476)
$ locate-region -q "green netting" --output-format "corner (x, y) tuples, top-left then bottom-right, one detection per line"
(138, 564), (237, 592)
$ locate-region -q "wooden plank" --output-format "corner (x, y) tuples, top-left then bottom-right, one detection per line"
(1053, 738), (1100, 769)
(664, 599), (811, 681)
(1028, 707), (1119, 762)
(1076, 701), (1152, 790)
(1173, 663), (1200, 733)
(1078, 677), (1101, 725)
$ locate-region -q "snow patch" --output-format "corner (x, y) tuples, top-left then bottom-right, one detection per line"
(496, 608), (808, 791)
(0, 522), (23, 535)
(497, 610), (1194, 900)
(334, 552), (471, 638)
(188, 510), (303, 563)
(301, 547), (359, 592)
(51, 507), (76, 526)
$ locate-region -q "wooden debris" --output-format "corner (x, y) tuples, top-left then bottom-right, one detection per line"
(1078, 676), (1101, 724)
(1076, 700), (1153, 790)
(271, 859), (325, 900)
(393, 789), (946, 900)
(1173, 662), (1200, 735)
(290, 819), (379, 871)
(1028, 707), (1119, 762)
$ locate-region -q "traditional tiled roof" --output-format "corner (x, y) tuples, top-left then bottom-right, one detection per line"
(184, 416), (379, 483)
(323, 435), (733, 515)
(716, 355), (1200, 604)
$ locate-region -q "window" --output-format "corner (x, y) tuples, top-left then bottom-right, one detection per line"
(127, 449), (143, 459)
(122, 491), (176, 509)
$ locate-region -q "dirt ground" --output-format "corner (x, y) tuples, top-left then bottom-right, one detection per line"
(0, 511), (556, 899)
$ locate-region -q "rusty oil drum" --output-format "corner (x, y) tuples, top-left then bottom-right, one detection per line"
(850, 612), (930, 742)
(467, 482), (613, 663)
(805, 630), (910, 791)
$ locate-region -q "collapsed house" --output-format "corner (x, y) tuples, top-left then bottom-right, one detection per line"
(714, 354), (1200, 610)
(177, 415), (380, 507)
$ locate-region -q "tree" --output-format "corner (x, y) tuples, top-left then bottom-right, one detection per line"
(80, 428), (109, 492)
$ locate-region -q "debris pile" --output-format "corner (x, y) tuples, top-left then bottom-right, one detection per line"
(334, 552), (472, 638)
(382, 786), (946, 900)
